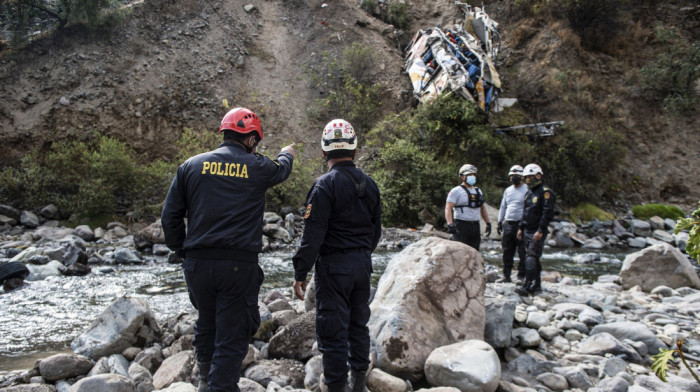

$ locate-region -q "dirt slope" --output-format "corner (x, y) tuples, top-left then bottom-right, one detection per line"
(0, 0), (698, 210)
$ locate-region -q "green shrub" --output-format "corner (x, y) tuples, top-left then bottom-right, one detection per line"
(569, 202), (614, 223)
(674, 201), (700, 262)
(265, 143), (322, 212)
(360, 0), (377, 15)
(560, 0), (624, 51)
(387, 2), (410, 30)
(641, 26), (700, 114)
(632, 203), (685, 220)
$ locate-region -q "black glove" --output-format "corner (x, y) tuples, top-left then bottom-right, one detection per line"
(485, 222), (492, 237)
(447, 223), (457, 234)
(497, 221), (503, 235)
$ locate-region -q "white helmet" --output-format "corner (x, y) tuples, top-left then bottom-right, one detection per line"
(459, 164), (477, 176)
(523, 163), (543, 176)
(508, 165), (523, 176)
(321, 119), (357, 152)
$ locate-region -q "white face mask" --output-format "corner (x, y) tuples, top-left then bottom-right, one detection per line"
(466, 175), (477, 185)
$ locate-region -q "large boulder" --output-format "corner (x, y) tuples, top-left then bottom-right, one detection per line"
(590, 322), (666, 355)
(71, 296), (161, 359)
(268, 310), (316, 361)
(620, 243), (700, 291)
(67, 373), (135, 392)
(578, 332), (644, 364)
(484, 298), (516, 349)
(424, 340), (500, 392)
(133, 221), (165, 250)
(152, 350), (195, 390)
(368, 237), (485, 381)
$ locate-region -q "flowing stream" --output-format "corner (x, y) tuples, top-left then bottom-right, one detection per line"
(0, 246), (632, 376)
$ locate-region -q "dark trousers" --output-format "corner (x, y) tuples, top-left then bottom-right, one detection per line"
(183, 258), (263, 392)
(521, 229), (547, 287)
(502, 221), (526, 279)
(452, 220), (481, 250)
(314, 250), (372, 386)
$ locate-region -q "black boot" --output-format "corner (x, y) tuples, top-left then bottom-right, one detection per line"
(197, 361), (211, 392)
(515, 281), (532, 296)
(326, 381), (350, 392)
(349, 369), (368, 392)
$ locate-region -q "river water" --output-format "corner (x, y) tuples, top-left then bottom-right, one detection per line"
(0, 245), (632, 376)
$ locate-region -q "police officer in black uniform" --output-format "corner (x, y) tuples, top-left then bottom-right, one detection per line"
(292, 119), (382, 392)
(161, 107), (295, 392)
(516, 163), (555, 296)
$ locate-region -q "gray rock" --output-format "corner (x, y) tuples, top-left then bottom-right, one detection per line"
(630, 219), (652, 237)
(650, 285), (676, 297)
(590, 321), (666, 355)
(243, 4), (256, 12)
(512, 328), (541, 348)
(652, 229), (674, 243)
(243, 359), (305, 388)
(578, 332), (643, 363)
(266, 298), (292, 313)
(535, 372), (568, 391)
(271, 309), (298, 328)
(113, 248), (143, 263)
(133, 347), (164, 374)
(627, 237), (647, 248)
(424, 340), (500, 392)
(107, 354), (130, 377)
(152, 350), (194, 390)
(303, 355), (323, 391)
(263, 212), (281, 223)
(0, 204), (20, 220)
(649, 216), (665, 230)
(598, 376), (630, 392)
(67, 374), (135, 391)
(20, 211), (40, 228)
(39, 353), (94, 382)
(71, 296), (161, 359)
(525, 311), (550, 329)
(74, 225), (95, 241)
(1, 385), (55, 391)
(538, 326), (560, 340)
(239, 378), (266, 392)
(601, 356), (627, 377)
(484, 297), (516, 348)
(268, 311), (316, 361)
(39, 204), (59, 220)
(26, 260), (65, 280)
(366, 368), (409, 392)
(620, 243), (700, 291)
(156, 382), (195, 391)
(554, 366), (593, 390)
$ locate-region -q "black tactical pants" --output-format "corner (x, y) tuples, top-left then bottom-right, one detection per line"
(502, 221), (526, 279)
(183, 258), (263, 392)
(453, 220), (481, 250)
(314, 250), (372, 387)
(521, 229), (548, 288)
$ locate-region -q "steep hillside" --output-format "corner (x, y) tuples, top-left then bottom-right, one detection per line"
(0, 0), (698, 211)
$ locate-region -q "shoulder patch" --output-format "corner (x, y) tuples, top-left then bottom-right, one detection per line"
(544, 192), (551, 199)
(304, 204), (312, 219)
(532, 196), (538, 204)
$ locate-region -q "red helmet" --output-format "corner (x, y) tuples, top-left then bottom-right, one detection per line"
(219, 107), (263, 140)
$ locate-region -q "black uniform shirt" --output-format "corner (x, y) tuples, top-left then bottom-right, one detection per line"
(520, 183), (556, 234)
(292, 161), (382, 282)
(161, 142), (293, 261)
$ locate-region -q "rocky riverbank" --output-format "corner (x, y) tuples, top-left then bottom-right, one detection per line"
(1, 202), (699, 391)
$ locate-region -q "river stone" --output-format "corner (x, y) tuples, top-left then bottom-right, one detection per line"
(598, 375), (630, 392)
(629, 219), (652, 237)
(0, 204), (20, 220)
(620, 243), (700, 291)
(535, 372), (568, 391)
(74, 225), (95, 242)
(0, 214), (17, 226)
(590, 321), (666, 355)
(107, 354), (130, 377)
(512, 328), (541, 348)
(71, 296), (161, 359)
(39, 204), (59, 220)
(627, 237), (647, 248)
(114, 248), (142, 263)
(262, 223), (292, 242)
(424, 339), (500, 392)
(264, 212), (281, 223)
(26, 260), (65, 280)
(243, 359), (305, 388)
(601, 356), (627, 377)
(62, 245), (87, 267)
(266, 298), (293, 313)
(268, 310), (317, 360)
(271, 309), (298, 327)
(67, 373), (135, 391)
(553, 366), (593, 390)
(303, 355), (323, 391)
(366, 368), (408, 392)
(0, 386), (57, 391)
(484, 297), (516, 348)
(239, 378), (266, 392)
(525, 311), (550, 329)
(156, 382), (196, 391)
(20, 210), (40, 228)
(263, 289), (286, 305)
(368, 237), (485, 381)
(134, 347), (164, 374)
(152, 350), (194, 390)
(39, 353), (94, 382)
(652, 229), (674, 243)
(132, 221), (165, 250)
(578, 332), (643, 363)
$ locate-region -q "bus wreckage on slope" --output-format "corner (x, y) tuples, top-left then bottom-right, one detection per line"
(404, 3), (562, 137)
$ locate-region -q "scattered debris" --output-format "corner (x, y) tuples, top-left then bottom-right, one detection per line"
(495, 121), (564, 138)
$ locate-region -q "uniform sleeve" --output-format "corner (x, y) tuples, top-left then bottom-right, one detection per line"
(538, 189), (556, 233)
(498, 188), (507, 222)
(262, 151), (294, 187)
(292, 183), (331, 282)
(161, 166), (188, 255)
(446, 188), (459, 204)
(371, 187), (382, 251)
(519, 190), (532, 230)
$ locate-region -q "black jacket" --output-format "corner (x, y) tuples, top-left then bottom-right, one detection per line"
(292, 161), (382, 281)
(161, 142), (293, 261)
(520, 183), (555, 234)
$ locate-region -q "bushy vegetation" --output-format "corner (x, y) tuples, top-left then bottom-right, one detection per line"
(641, 26), (700, 114)
(1, 0), (126, 47)
(387, 2), (410, 30)
(569, 202), (614, 223)
(308, 43), (383, 133)
(365, 94), (626, 227)
(674, 202), (700, 262)
(632, 203), (686, 220)
(265, 143), (322, 211)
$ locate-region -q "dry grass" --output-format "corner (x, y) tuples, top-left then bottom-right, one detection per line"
(552, 21), (582, 53)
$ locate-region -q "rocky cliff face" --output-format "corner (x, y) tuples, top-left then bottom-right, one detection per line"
(0, 0), (698, 209)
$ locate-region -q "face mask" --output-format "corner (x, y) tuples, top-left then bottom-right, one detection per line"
(511, 176), (522, 185)
(466, 175), (477, 186)
(525, 176), (539, 189)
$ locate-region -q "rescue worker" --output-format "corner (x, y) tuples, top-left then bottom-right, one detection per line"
(516, 163), (555, 296)
(292, 119), (382, 392)
(161, 107), (296, 392)
(496, 165), (528, 283)
(445, 164), (492, 250)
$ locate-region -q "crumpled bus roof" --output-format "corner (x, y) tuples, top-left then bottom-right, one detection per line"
(404, 4), (502, 113)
